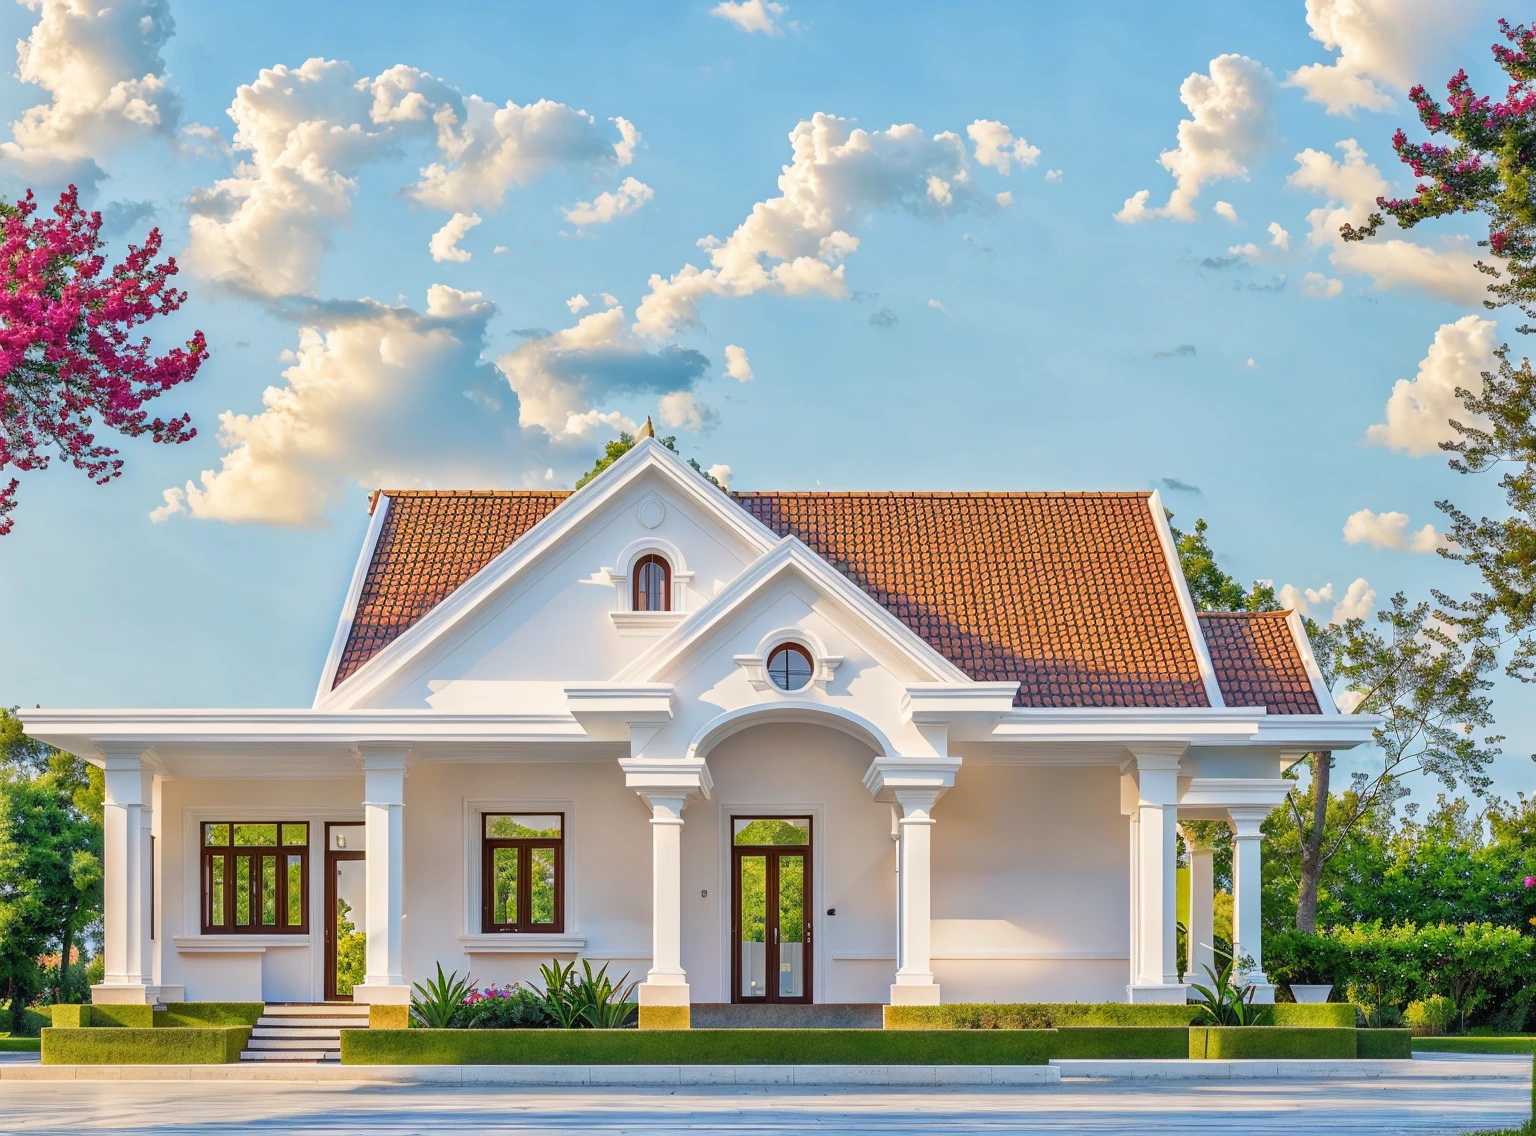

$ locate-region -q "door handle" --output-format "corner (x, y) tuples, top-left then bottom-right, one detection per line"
(773, 927), (779, 945)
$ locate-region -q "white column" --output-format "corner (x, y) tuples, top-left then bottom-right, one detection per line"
(1228, 806), (1275, 1003)
(93, 752), (154, 1004)
(1127, 751), (1185, 1003)
(640, 794), (688, 996)
(890, 790), (940, 1005)
(353, 744), (411, 1005)
(1184, 830), (1216, 985)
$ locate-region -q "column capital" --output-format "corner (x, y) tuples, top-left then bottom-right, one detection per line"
(1227, 805), (1270, 836)
(355, 742), (414, 771)
(619, 757), (711, 802)
(863, 755), (960, 802)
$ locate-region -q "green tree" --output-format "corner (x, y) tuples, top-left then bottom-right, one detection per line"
(575, 421), (723, 489)
(1169, 517), (1279, 612)
(332, 898), (366, 999)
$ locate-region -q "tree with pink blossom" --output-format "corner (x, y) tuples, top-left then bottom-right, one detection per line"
(0, 185), (207, 535)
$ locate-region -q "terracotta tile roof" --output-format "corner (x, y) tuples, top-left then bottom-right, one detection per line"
(1197, 611), (1322, 714)
(735, 492), (1211, 708)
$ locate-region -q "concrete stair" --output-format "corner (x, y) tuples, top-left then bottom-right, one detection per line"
(240, 1002), (370, 1063)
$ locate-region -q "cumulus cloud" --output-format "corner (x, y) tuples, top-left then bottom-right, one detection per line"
(1268, 221), (1290, 250)
(710, 0), (787, 34)
(1288, 0), (1471, 116)
(184, 58), (636, 298)
(1214, 200), (1239, 223)
(562, 176), (653, 227)
(1301, 271), (1344, 298)
(0, 0), (183, 186)
(1278, 577), (1377, 624)
(658, 390), (719, 432)
(150, 286), (536, 526)
(724, 343), (753, 380)
(633, 113), (1006, 340)
(1366, 314), (1498, 456)
(707, 463), (733, 488)
(928, 298), (945, 312)
(567, 294), (590, 314)
(967, 120), (1040, 174)
(1114, 54), (1275, 223)
(1342, 507), (1447, 552)
(1288, 138), (1486, 303)
(428, 210), (480, 262)
(495, 305), (711, 438)
(1229, 241), (1262, 259)
(1044, 168), (1063, 183)
(100, 198), (157, 236)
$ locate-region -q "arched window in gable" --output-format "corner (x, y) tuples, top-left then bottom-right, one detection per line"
(632, 554), (672, 612)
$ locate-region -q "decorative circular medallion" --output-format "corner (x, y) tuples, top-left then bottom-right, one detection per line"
(637, 499), (666, 529)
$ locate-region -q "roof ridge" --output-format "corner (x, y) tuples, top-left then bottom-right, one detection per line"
(378, 489), (574, 498)
(732, 490), (1155, 499)
(1197, 609), (1297, 619)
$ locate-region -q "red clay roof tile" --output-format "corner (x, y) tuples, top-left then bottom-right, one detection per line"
(1197, 611), (1321, 714)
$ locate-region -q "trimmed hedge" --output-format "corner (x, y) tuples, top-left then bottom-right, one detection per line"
(1356, 1029), (1412, 1059)
(884, 1003), (1200, 1029)
(342, 1028), (1059, 1066)
(1190, 1026), (1358, 1060)
(0, 1037), (42, 1052)
(50, 1004), (90, 1028)
(369, 1004), (410, 1030)
(1051, 1027), (1189, 1059)
(41, 1026), (251, 1065)
(1414, 1036), (1536, 1054)
(86, 1005), (155, 1029)
(155, 1002), (264, 1028)
(1265, 1004), (1358, 1029)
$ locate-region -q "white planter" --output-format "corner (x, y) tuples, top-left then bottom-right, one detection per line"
(1290, 984), (1333, 1004)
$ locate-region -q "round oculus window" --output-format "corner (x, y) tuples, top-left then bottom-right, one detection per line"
(766, 643), (814, 691)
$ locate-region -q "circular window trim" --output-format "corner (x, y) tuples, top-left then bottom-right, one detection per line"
(765, 642), (814, 691)
(733, 628), (843, 694)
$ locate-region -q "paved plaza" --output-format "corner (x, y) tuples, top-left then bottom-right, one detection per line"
(0, 1054), (1527, 1135)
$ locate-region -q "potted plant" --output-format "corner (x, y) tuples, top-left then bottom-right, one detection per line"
(1267, 930), (1335, 1003)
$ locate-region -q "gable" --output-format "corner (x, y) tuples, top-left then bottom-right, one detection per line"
(1198, 611), (1325, 714)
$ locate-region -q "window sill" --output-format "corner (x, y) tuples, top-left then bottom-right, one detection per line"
(457, 933), (587, 954)
(172, 934), (311, 953)
(609, 611), (685, 636)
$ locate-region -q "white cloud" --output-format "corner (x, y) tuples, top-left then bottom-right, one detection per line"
(723, 343), (753, 381)
(1044, 168), (1063, 183)
(1342, 508), (1446, 552)
(493, 244), (509, 254)
(1244, 357), (1258, 368)
(1278, 577), (1377, 624)
(567, 294), (590, 314)
(562, 176), (653, 227)
(1114, 54), (1275, 223)
(1301, 271), (1344, 298)
(428, 210), (480, 262)
(1229, 242), (1262, 258)
(995, 190), (1013, 207)
(1, 0), (183, 184)
(706, 463), (733, 488)
(967, 120), (1040, 174)
(1288, 0), (1470, 116)
(633, 113), (998, 340)
(658, 389), (719, 432)
(710, 0), (787, 34)
(1214, 200), (1239, 223)
(496, 305), (711, 438)
(1367, 314), (1498, 456)
(1288, 139), (1486, 303)
(150, 286), (541, 526)
(598, 292), (620, 308)
(928, 298), (946, 312)
(1268, 221), (1290, 250)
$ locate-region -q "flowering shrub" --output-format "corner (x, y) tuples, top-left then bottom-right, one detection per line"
(0, 185), (206, 534)
(457, 983), (552, 1029)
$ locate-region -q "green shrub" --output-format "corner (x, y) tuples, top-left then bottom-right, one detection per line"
(883, 1003), (1199, 1029)
(1049, 1027), (1189, 1059)
(1406, 995), (1458, 1036)
(342, 1028), (1058, 1066)
(458, 987), (554, 1029)
(154, 1002), (264, 1028)
(41, 1026), (250, 1064)
(50, 1004), (89, 1028)
(0, 1036), (41, 1052)
(1413, 1036), (1536, 1054)
(1356, 1029), (1412, 1059)
(1265, 1003), (1359, 1028)
(534, 958), (638, 1030)
(1189, 960), (1260, 1026)
(410, 963), (474, 1029)
(1267, 930), (1347, 987)
(1189, 1026), (1357, 1060)
(87, 1005), (154, 1028)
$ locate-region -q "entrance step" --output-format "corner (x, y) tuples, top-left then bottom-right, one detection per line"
(239, 1003), (362, 1064)
(689, 1003), (883, 1029)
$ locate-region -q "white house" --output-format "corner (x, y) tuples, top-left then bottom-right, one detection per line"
(23, 438), (1374, 1026)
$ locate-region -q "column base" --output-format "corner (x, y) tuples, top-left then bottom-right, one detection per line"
(352, 982), (411, 1005)
(888, 983), (941, 1006)
(1245, 981), (1276, 1005)
(637, 981), (690, 1029)
(1127, 983), (1189, 1005)
(90, 983), (154, 1006)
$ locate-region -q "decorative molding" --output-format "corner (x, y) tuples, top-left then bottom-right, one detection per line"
(462, 796), (577, 940)
(171, 935), (309, 954)
(1147, 490), (1226, 710)
(606, 536), (695, 615)
(636, 496), (666, 529)
(733, 626), (842, 692)
(1287, 608), (1340, 715)
(458, 934), (587, 954)
(313, 491), (391, 706)
(610, 611), (686, 636)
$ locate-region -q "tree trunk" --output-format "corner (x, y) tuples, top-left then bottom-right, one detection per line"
(1294, 751), (1331, 934)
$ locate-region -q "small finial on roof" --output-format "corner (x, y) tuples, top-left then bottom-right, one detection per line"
(637, 415), (655, 440)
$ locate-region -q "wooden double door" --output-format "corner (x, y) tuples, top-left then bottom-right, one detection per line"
(730, 816), (812, 1004)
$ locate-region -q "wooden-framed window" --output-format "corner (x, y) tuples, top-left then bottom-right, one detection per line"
(632, 554), (671, 612)
(766, 643), (814, 691)
(481, 814), (564, 933)
(201, 822), (310, 935)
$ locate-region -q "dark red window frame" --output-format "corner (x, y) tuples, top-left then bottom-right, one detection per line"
(632, 554), (671, 612)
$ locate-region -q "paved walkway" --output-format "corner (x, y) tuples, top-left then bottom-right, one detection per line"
(0, 1054), (1526, 1134)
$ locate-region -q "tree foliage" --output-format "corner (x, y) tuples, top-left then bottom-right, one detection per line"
(1168, 516), (1278, 612)
(575, 428), (723, 490)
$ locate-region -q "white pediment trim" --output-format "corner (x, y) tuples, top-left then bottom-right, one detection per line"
(314, 491), (392, 703)
(613, 536), (971, 687)
(315, 439), (782, 711)
(1147, 490), (1225, 710)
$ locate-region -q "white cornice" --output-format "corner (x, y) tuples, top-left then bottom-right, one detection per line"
(902, 683), (1020, 722)
(1286, 608), (1340, 715)
(1147, 490), (1226, 710)
(1179, 776), (1293, 809)
(991, 706), (1263, 745)
(313, 491), (392, 706)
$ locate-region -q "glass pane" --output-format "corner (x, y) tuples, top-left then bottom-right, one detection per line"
(261, 856), (277, 925)
(286, 855), (304, 926)
(492, 846), (519, 926)
(234, 823), (277, 847)
(485, 814), (562, 838)
(281, 823), (308, 846)
(210, 856), (225, 926)
(767, 645), (813, 690)
(733, 817), (810, 846)
(333, 859), (367, 999)
(234, 855), (251, 926)
(530, 846), (556, 925)
(204, 823), (230, 847)
(329, 825), (365, 852)
(778, 854), (806, 998)
(738, 854), (766, 999)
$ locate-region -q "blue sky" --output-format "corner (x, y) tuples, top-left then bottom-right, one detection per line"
(0, 0), (1528, 802)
